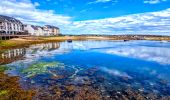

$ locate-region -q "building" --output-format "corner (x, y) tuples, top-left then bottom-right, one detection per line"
(0, 15), (24, 35)
(24, 25), (44, 36)
(0, 15), (60, 38)
(44, 25), (60, 36)
(24, 25), (60, 36)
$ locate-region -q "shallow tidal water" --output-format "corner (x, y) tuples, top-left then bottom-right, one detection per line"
(0, 40), (170, 100)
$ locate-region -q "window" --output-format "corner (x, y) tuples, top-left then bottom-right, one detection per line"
(0, 26), (3, 29)
(0, 22), (2, 25)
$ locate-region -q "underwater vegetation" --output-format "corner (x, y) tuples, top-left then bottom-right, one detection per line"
(0, 65), (9, 72)
(1, 41), (170, 99)
(21, 67), (170, 100)
(21, 62), (65, 78)
(0, 66), (35, 100)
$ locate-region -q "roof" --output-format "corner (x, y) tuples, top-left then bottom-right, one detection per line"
(31, 25), (38, 30)
(45, 25), (59, 29)
(0, 15), (23, 24)
(30, 25), (43, 30)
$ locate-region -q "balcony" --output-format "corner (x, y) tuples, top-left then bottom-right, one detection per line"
(0, 26), (5, 31)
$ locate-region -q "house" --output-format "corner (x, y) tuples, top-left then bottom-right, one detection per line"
(0, 15), (60, 37)
(24, 25), (60, 36)
(24, 25), (44, 36)
(44, 25), (60, 36)
(0, 15), (24, 35)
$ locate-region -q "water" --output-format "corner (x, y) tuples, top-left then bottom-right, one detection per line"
(0, 40), (170, 99)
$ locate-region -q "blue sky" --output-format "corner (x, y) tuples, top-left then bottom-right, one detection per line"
(0, 0), (170, 35)
(33, 0), (170, 21)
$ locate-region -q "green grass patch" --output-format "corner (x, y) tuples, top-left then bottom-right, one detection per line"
(0, 41), (17, 47)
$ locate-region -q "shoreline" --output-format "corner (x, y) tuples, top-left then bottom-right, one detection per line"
(0, 35), (170, 50)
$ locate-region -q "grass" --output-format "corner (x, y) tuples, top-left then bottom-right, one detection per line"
(0, 35), (170, 50)
(0, 36), (86, 50)
(0, 40), (29, 49)
(0, 40), (18, 47)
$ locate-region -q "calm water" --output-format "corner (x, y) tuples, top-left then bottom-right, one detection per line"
(0, 40), (170, 99)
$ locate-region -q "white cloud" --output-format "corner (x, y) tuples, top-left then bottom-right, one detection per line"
(144, 0), (167, 4)
(65, 8), (170, 35)
(0, 0), (71, 26)
(0, 0), (170, 35)
(34, 2), (40, 7)
(88, 0), (116, 4)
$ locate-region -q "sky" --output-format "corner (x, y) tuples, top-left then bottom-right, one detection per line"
(0, 0), (170, 35)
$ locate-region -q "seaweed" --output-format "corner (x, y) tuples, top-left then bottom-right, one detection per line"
(21, 62), (65, 77)
(0, 65), (9, 72)
(0, 72), (35, 99)
(0, 90), (8, 96)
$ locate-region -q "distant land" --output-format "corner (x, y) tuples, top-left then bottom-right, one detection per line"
(1, 35), (170, 50)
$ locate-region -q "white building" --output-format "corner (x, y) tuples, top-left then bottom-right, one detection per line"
(24, 25), (60, 36)
(44, 25), (60, 36)
(24, 25), (44, 36)
(0, 15), (24, 35)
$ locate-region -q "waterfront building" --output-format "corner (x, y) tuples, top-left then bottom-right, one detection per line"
(0, 15), (24, 35)
(24, 25), (44, 36)
(24, 25), (60, 36)
(0, 15), (60, 37)
(44, 25), (60, 36)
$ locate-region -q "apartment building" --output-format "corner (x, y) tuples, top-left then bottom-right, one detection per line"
(0, 15), (24, 35)
(24, 25), (60, 36)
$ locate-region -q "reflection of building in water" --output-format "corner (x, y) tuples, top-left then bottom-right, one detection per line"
(0, 48), (26, 65)
(0, 43), (60, 65)
(29, 42), (60, 51)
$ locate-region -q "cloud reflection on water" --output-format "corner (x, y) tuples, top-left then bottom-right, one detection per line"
(66, 40), (170, 65)
(101, 67), (132, 79)
(105, 46), (170, 65)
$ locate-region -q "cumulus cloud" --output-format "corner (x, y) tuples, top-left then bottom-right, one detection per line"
(65, 8), (170, 35)
(144, 0), (167, 4)
(0, 0), (170, 35)
(0, 0), (71, 26)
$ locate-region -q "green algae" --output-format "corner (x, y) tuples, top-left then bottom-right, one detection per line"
(0, 90), (8, 96)
(21, 62), (65, 77)
(0, 65), (9, 72)
(0, 72), (35, 99)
